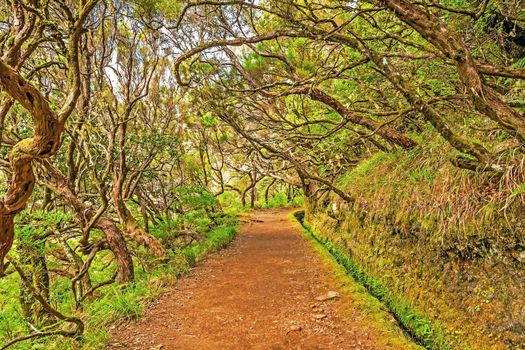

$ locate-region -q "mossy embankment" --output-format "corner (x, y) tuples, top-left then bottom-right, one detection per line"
(294, 211), (445, 349)
(292, 211), (425, 350)
(303, 139), (525, 349)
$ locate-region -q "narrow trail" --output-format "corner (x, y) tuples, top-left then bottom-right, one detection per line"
(107, 209), (410, 350)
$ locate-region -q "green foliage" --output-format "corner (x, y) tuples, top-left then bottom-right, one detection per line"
(130, 0), (182, 20)
(263, 192), (288, 208)
(218, 191), (244, 215)
(200, 112), (219, 128)
(262, 192), (304, 208)
(16, 210), (72, 242)
(0, 274), (26, 347)
(182, 224), (237, 264)
(0, 218), (237, 350)
(172, 186), (217, 210)
(149, 186), (222, 241)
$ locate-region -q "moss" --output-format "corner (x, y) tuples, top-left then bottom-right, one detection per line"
(337, 151), (398, 188)
(304, 138), (525, 349)
(290, 212), (423, 350)
(294, 211), (448, 350)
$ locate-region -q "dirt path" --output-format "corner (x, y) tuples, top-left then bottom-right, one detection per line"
(107, 209), (412, 350)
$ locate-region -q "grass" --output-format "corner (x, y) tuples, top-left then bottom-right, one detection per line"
(293, 211), (449, 350)
(79, 222), (237, 350)
(182, 224), (237, 264)
(218, 189), (304, 214)
(1, 221), (238, 350)
(261, 192), (304, 208)
(314, 132), (524, 349)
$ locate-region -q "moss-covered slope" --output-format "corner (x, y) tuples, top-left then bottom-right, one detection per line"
(305, 140), (525, 349)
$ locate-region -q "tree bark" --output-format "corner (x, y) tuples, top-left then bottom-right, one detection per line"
(0, 59), (65, 274)
(0, 0), (99, 273)
(265, 178), (277, 205)
(18, 238), (52, 328)
(137, 189), (150, 233)
(38, 161), (134, 284)
(112, 180), (167, 258)
(287, 87), (417, 149)
(223, 47), (417, 149)
(376, 0), (525, 139)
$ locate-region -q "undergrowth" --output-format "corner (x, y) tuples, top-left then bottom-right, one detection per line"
(1, 221), (238, 350)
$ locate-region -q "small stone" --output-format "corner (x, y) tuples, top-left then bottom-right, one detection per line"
(313, 313), (327, 320)
(289, 325), (302, 332)
(315, 291), (340, 301)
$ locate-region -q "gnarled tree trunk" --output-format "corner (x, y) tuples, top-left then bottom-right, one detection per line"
(112, 178), (167, 258)
(18, 237), (53, 328)
(0, 60), (65, 273)
(38, 161), (134, 284)
(0, 0), (99, 273)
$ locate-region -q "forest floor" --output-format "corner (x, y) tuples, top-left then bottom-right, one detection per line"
(106, 208), (419, 350)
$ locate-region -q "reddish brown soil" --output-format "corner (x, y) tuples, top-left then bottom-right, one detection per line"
(106, 209), (391, 349)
